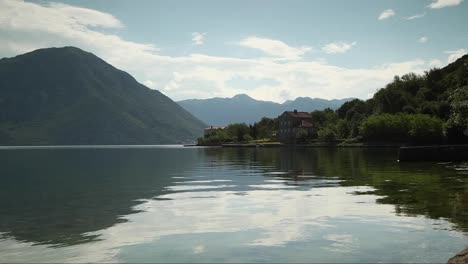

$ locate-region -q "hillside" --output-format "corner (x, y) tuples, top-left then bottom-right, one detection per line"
(199, 53), (468, 145)
(178, 94), (351, 125)
(314, 53), (468, 144)
(0, 47), (206, 145)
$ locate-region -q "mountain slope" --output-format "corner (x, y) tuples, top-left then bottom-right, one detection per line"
(0, 47), (205, 145)
(178, 94), (352, 125)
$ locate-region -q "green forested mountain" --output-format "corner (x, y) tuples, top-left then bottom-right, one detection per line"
(0, 47), (205, 145)
(317, 53), (468, 144)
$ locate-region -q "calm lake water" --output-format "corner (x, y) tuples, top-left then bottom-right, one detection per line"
(0, 146), (467, 263)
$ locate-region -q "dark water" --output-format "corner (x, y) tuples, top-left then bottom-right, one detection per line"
(0, 146), (467, 263)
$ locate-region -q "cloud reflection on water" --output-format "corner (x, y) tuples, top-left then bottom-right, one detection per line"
(0, 147), (467, 263)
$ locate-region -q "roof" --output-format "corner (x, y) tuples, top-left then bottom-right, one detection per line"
(284, 111), (312, 118)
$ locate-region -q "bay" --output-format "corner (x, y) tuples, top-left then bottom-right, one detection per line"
(0, 146), (466, 263)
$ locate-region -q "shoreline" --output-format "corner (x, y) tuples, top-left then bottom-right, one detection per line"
(192, 143), (468, 162)
(219, 143), (402, 148)
(192, 142), (404, 148)
(448, 247), (468, 264)
(399, 144), (468, 162)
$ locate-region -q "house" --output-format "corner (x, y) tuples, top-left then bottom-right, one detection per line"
(278, 110), (314, 143)
(204, 126), (225, 137)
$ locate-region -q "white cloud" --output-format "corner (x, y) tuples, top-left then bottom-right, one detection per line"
(445, 49), (468, 63)
(143, 80), (156, 88)
(239, 36), (312, 61)
(418, 36), (428, 43)
(428, 59), (442, 67)
(0, 0), (159, 56)
(46, 2), (124, 28)
(378, 9), (395, 20)
(428, 0), (463, 9)
(191, 32), (206, 45)
(405, 12), (426, 20)
(322, 41), (356, 54)
(0, 0), (447, 103)
(1, 185), (459, 262)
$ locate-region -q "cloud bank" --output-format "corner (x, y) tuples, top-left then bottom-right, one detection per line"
(0, 0), (452, 103)
(239, 36), (312, 61)
(428, 0), (463, 9)
(445, 49), (468, 63)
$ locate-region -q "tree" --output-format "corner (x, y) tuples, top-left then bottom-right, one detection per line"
(295, 128), (309, 144)
(256, 117), (278, 140)
(337, 99), (367, 120)
(335, 119), (349, 139)
(373, 87), (410, 114)
(197, 130), (230, 145)
(249, 123), (258, 139)
(317, 125), (336, 143)
(360, 113), (443, 144)
(360, 114), (409, 142)
(226, 123), (250, 142)
(445, 86), (468, 143)
(408, 115), (443, 144)
(425, 68), (443, 93)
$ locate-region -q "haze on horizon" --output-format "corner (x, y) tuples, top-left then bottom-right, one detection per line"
(0, 0), (467, 103)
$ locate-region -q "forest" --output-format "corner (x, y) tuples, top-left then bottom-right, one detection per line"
(199, 54), (468, 145)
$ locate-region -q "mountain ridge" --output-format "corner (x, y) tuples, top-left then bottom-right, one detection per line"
(0, 46), (206, 145)
(178, 94), (353, 125)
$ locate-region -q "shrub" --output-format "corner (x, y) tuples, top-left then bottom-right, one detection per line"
(360, 113), (443, 144)
(317, 126), (336, 143)
(359, 113), (409, 141)
(408, 114), (443, 144)
(197, 130), (231, 145)
(243, 134), (253, 142)
(226, 123), (250, 142)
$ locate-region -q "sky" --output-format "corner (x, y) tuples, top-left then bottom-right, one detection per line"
(0, 0), (467, 102)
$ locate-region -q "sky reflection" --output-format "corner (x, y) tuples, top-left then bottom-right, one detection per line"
(0, 147), (466, 263)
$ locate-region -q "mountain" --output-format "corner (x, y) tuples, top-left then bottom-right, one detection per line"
(178, 94), (352, 125)
(283, 97), (350, 110)
(0, 47), (205, 145)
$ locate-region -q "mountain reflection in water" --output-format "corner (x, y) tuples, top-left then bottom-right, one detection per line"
(0, 146), (466, 262)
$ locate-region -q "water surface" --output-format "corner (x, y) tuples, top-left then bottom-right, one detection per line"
(0, 146), (467, 262)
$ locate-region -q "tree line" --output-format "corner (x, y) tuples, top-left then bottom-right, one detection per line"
(199, 54), (468, 145)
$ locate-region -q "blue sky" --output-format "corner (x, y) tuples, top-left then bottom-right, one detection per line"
(0, 0), (467, 102)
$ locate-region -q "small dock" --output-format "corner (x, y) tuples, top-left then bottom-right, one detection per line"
(398, 145), (468, 162)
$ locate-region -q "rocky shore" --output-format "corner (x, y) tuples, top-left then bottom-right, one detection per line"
(448, 248), (468, 264)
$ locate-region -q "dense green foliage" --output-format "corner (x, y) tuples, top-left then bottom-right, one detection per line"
(311, 53), (468, 144)
(445, 87), (468, 141)
(359, 114), (443, 144)
(0, 47), (206, 145)
(197, 118), (279, 144)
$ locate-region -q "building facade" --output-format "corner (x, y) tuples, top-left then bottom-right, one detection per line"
(278, 110), (314, 144)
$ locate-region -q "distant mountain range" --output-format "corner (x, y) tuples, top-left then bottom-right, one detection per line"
(0, 47), (205, 145)
(178, 94), (353, 125)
